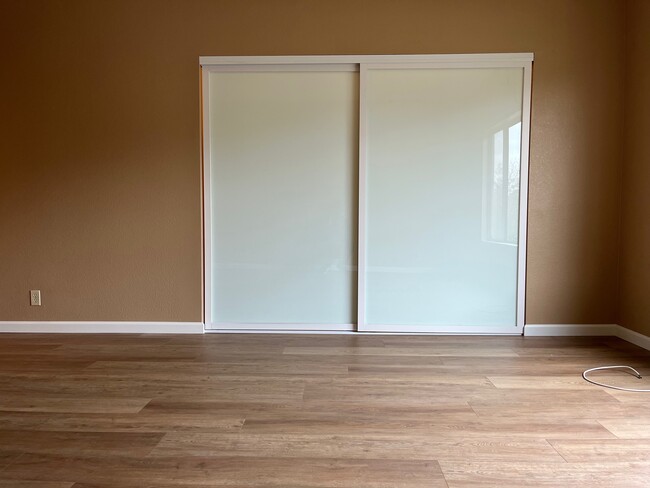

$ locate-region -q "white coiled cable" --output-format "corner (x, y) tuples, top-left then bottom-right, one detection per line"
(582, 365), (650, 392)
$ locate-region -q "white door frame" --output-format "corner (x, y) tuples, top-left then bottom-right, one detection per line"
(200, 53), (534, 334)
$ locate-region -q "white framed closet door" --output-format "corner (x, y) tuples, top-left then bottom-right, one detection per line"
(205, 67), (358, 330)
(359, 65), (529, 333)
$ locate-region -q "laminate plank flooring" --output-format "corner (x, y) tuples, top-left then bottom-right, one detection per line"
(596, 419), (650, 438)
(438, 461), (650, 487)
(1, 454), (447, 487)
(0, 333), (648, 487)
(549, 438), (650, 462)
(150, 432), (566, 462)
(0, 397), (151, 414)
(0, 482), (74, 488)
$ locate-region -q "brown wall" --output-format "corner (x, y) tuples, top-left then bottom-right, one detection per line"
(0, 0), (625, 325)
(620, 0), (650, 336)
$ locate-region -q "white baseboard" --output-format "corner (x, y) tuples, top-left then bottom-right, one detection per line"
(0, 321), (647, 350)
(523, 324), (618, 336)
(0, 321), (204, 334)
(523, 323), (650, 352)
(615, 325), (650, 351)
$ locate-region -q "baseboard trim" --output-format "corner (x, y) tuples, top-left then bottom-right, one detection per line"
(523, 323), (650, 352)
(615, 325), (650, 351)
(0, 321), (204, 334)
(523, 324), (618, 336)
(0, 321), (647, 349)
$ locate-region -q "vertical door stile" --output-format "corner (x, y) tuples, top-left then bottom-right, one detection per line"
(518, 61), (533, 331)
(357, 63), (368, 331)
(201, 67), (213, 329)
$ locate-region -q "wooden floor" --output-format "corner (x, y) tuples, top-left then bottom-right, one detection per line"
(0, 334), (649, 487)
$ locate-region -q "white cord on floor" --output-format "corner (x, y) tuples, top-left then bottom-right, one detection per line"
(582, 365), (650, 392)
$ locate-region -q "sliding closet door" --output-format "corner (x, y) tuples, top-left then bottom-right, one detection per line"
(206, 68), (358, 329)
(360, 66), (526, 332)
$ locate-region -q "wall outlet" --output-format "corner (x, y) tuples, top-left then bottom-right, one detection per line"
(30, 290), (41, 306)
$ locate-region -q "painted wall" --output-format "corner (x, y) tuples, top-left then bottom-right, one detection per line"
(620, 0), (650, 336)
(0, 0), (625, 325)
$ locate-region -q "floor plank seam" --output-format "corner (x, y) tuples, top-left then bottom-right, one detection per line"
(466, 403), (483, 419)
(438, 460), (453, 488)
(0, 452), (24, 476)
(597, 419), (623, 439)
(545, 438), (570, 463)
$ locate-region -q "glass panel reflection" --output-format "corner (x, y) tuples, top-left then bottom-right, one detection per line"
(365, 68), (524, 327)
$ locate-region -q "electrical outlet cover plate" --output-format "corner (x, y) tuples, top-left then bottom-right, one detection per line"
(30, 290), (41, 306)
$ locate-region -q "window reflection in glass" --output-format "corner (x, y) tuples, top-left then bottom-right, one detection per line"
(485, 121), (521, 245)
